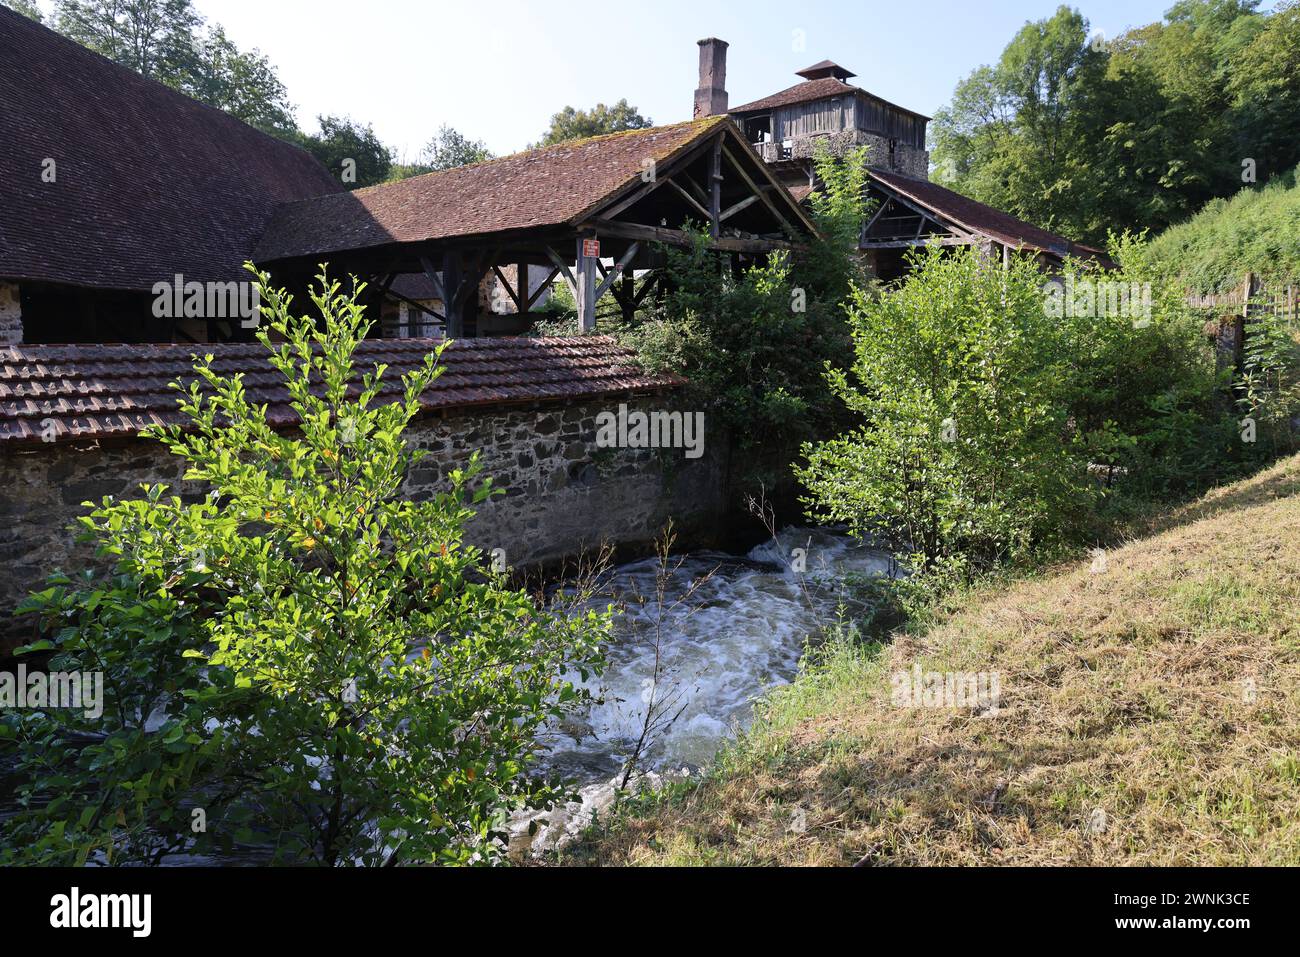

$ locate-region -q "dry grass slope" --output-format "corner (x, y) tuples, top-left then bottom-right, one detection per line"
(574, 454), (1300, 866)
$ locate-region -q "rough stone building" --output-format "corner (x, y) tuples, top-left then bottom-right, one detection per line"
(0, 336), (726, 644)
(0, 9), (814, 637)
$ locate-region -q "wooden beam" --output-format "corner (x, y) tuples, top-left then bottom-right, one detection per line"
(417, 253), (447, 302)
(709, 135), (723, 240)
(719, 194), (760, 222)
(492, 264), (524, 312)
(633, 270), (658, 308)
(385, 286), (447, 324)
(441, 251), (462, 338)
(589, 217), (792, 253)
(720, 143), (798, 234)
(667, 178), (713, 221)
(597, 147), (713, 221)
(544, 246), (578, 298)
(594, 241), (641, 301)
(859, 236), (974, 249)
(526, 266), (561, 310)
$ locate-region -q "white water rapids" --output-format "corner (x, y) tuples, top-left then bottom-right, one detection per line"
(511, 526), (893, 855)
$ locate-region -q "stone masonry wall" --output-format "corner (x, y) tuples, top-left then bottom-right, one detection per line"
(0, 395), (728, 639)
(784, 130), (930, 181)
(0, 282), (22, 345)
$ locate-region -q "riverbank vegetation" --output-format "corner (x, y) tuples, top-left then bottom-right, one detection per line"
(568, 206), (1300, 866)
(570, 452), (1300, 865)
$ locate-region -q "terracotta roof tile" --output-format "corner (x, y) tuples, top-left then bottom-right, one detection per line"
(869, 169), (1111, 264)
(731, 78), (930, 121)
(0, 337), (683, 448)
(255, 118), (731, 263)
(0, 7), (343, 292)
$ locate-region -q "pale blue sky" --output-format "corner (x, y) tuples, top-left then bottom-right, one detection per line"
(32, 0), (1239, 158)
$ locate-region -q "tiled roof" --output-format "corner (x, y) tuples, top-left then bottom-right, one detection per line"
(730, 78), (930, 121)
(0, 337), (682, 448)
(255, 118), (731, 263)
(0, 7), (343, 291)
(869, 169), (1110, 263)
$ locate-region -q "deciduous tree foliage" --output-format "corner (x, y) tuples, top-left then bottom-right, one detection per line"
(292, 115), (395, 189)
(535, 99), (652, 147)
(52, 0), (296, 135)
(931, 1), (1300, 243)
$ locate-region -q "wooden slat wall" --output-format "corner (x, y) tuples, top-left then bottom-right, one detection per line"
(773, 94), (926, 147)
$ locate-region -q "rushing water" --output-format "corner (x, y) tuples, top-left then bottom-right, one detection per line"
(511, 526), (893, 854)
(1, 526), (891, 861)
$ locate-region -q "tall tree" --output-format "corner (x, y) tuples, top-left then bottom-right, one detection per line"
(6, 0), (44, 21)
(535, 99), (651, 147)
(55, 0), (201, 87)
(420, 124), (494, 171)
(930, 2), (1285, 243)
(294, 116), (394, 190)
(1228, 1), (1300, 180)
(51, 0), (304, 140)
(184, 26), (296, 136)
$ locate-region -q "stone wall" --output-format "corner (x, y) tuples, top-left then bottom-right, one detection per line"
(0, 282), (22, 345)
(781, 129), (930, 181)
(0, 395), (728, 639)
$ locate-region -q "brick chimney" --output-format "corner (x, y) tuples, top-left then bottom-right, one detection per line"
(693, 38), (728, 118)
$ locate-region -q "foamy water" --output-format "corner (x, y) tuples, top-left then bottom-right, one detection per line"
(510, 527), (892, 856)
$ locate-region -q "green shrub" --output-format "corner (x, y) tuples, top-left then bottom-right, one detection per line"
(1, 266), (611, 866)
(798, 246), (1096, 588)
(614, 147), (871, 489)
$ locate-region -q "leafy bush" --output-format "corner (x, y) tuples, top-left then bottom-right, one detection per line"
(615, 147), (870, 487)
(798, 246), (1096, 588)
(1145, 167), (1300, 294)
(1, 266), (611, 866)
(798, 237), (1263, 598)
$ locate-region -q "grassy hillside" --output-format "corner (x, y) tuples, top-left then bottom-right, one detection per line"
(571, 455), (1300, 866)
(1146, 167), (1300, 294)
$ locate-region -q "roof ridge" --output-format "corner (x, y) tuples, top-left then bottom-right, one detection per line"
(338, 117), (727, 203)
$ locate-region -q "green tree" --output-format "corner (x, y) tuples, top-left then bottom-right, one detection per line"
(184, 25), (296, 135)
(930, 2), (1290, 242)
(7, 0), (44, 21)
(0, 266), (611, 866)
(535, 99), (651, 147)
(1228, 1), (1300, 180)
(51, 0), (304, 139)
(295, 116), (394, 189)
(55, 0), (201, 86)
(799, 246), (1096, 588)
(421, 124), (495, 171)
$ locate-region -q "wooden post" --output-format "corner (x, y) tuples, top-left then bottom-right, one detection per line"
(442, 252), (462, 338)
(709, 136), (723, 239)
(576, 235), (598, 332)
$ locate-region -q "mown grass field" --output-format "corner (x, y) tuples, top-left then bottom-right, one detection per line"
(568, 454), (1300, 866)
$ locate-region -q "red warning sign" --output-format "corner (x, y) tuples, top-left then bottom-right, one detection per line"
(582, 239), (601, 259)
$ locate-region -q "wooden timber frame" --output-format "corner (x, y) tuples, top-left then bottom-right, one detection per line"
(257, 121), (817, 338)
(859, 180), (979, 251)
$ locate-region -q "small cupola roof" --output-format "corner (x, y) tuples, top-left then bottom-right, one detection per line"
(795, 60), (856, 81)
